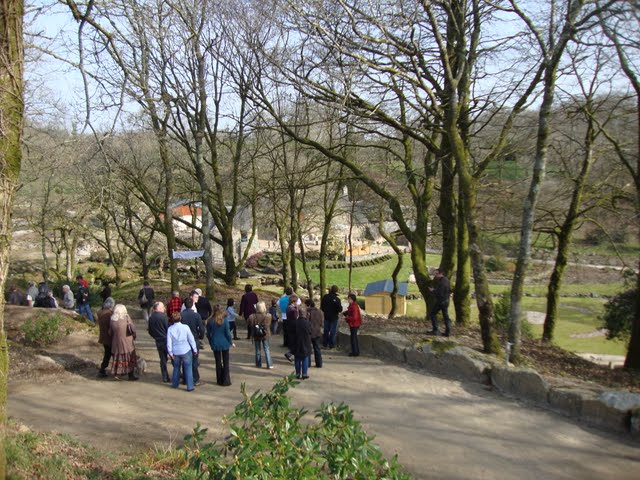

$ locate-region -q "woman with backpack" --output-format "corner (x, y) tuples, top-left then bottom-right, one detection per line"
(247, 301), (273, 369)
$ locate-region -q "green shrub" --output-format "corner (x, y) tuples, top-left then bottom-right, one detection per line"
(181, 375), (409, 479)
(602, 289), (637, 341)
(21, 313), (68, 347)
(485, 255), (508, 272)
(493, 292), (533, 338)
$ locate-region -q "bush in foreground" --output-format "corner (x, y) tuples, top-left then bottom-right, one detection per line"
(182, 375), (409, 479)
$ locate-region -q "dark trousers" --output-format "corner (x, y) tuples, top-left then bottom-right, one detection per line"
(155, 342), (169, 381)
(282, 319), (289, 347)
(192, 354), (200, 383)
(100, 344), (112, 373)
(311, 336), (323, 367)
(214, 349), (231, 386)
(323, 318), (338, 347)
(350, 327), (360, 356)
(229, 321), (237, 339)
(430, 301), (451, 335)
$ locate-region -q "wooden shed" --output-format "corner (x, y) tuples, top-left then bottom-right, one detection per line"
(363, 280), (409, 316)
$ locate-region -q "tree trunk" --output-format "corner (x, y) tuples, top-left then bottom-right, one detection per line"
(454, 184), (471, 325)
(624, 96), (640, 370)
(0, 1), (24, 476)
(509, 68), (557, 363)
(297, 229), (313, 298)
(437, 146), (457, 277)
(543, 106), (595, 342)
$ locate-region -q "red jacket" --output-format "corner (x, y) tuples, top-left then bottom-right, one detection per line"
(167, 296), (183, 318)
(344, 302), (362, 328)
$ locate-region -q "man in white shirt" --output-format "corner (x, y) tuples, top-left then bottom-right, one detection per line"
(167, 315), (198, 391)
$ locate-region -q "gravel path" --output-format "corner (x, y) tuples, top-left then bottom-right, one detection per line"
(8, 312), (640, 479)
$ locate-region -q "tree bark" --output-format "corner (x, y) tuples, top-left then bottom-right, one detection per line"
(543, 103), (596, 342)
(509, 66), (557, 363)
(454, 182), (471, 325)
(0, 1), (24, 475)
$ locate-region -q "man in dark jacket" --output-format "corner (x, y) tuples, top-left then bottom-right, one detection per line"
(138, 281), (155, 323)
(239, 284), (259, 339)
(429, 268), (452, 337)
(180, 297), (205, 385)
(194, 288), (212, 321)
(321, 285), (342, 349)
(148, 301), (170, 382)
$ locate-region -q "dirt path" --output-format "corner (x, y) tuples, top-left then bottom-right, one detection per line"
(8, 311), (640, 480)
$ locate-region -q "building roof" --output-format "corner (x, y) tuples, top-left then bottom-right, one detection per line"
(363, 279), (409, 297)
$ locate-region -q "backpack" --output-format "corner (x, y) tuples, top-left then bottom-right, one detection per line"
(253, 315), (267, 338)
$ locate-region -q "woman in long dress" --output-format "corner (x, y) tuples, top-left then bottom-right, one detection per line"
(109, 304), (139, 381)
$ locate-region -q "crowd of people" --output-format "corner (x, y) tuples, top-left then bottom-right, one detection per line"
(92, 282), (365, 390)
(7, 268), (454, 389)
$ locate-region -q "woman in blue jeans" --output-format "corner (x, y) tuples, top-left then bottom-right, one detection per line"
(248, 301), (273, 368)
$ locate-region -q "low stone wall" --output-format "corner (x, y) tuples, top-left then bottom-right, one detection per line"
(336, 328), (640, 438)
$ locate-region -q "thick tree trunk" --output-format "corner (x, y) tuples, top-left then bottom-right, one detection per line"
(437, 147), (457, 277)
(410, 232), (432, 320)
(454, 183), (471, 325)
(0, 1), (24, 476)
(221, 226), (237, 286)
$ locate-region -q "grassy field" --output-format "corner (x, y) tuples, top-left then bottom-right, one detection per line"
(296, 253), (627, 356)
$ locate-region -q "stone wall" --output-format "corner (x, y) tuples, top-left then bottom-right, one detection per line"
(336, 329), (640, 438)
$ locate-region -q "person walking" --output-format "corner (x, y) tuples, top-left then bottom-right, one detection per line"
(321, 285), (342, 349)
(429, 268), (452, 337)
(109, 304), (138, 380)
(167, 311), (198, 391)
(306, 299), (323, 368)
(343, 294), (362, 357)
(206, 304), (234, 386)
(225, 298), (241, 340)
(180, 297), (205, 386)
(76, 277), (94, 323)
(239, 284), (259, 339)
(96, 297), (114, 378)
(148, 301), (170, 383)
(138, 281), (155, 323)
(278, 287), (293, 347)
(269, 299), (279, 335)
(292, 300), (312, 379)
(248, 301), (273, 369)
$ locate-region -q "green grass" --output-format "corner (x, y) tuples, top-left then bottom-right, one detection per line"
(489, 282), (626, 297)
(302, 254), (442, 291)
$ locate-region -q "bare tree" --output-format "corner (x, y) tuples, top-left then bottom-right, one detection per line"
(598, 0), (640, 369)
(0, 1), (24, 475)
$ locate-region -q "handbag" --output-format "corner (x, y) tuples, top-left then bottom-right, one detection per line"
(126, 321), (136, 339)
(139, 288), (148, 306)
